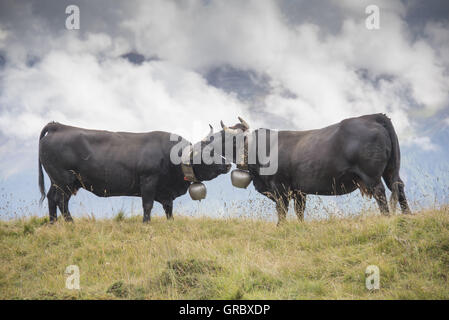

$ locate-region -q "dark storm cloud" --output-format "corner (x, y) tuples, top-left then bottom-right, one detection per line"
(0, 52), (5, 67)
(1, 0), (448, 43)
(206, 66), (271, 101)
(0, 0), (130, 36)
(121, 52), (146, 65)
(278, 0), (345, 34)
(405, 0), (449, 28)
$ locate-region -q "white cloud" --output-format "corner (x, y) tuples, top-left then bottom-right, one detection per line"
(404, 136), (439, 151)
(0, 31), (249, 177)
(0, 26), (7, 43)
(120, 0), (449, 134)
(424, 21), (449, 69)
(1, 0), (448, 178)
(0, 46), (248, 139)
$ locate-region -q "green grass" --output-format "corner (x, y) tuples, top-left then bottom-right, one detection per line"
(1, 207), (448, 299)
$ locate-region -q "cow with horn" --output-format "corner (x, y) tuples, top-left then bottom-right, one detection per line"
(38, 122), (231, 223)
(215, 114), (411, 225)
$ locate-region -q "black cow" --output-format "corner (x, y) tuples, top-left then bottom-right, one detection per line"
(38, 122), (230, 223)
(216, 114), (411, 224)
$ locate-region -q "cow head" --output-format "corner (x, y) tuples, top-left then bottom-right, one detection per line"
(220, 116), (250, 134)
(186, 125), (232, 182)
(216, 117), (250, 164)
(214, 117), (279, 176)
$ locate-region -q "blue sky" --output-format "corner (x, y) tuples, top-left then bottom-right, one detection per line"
(0, 0), (448, 220)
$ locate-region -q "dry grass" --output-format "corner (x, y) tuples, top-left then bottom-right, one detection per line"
(1, 207), (448, 299)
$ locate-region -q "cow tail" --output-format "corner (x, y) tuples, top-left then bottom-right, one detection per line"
(38, 123), (52, 205)
(378, 114), (401, 212)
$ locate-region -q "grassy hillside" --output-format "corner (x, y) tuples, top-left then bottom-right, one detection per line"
(1, 207), (448, 299)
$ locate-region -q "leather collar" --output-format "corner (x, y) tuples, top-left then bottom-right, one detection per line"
(236, 131), (251, 171)
(181, 144), (198, 182)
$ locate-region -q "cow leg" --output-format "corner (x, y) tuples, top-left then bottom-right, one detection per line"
(142, 196), (154, 223)
(46, 185), (58, 223)
(140, 176), (158, 223)
(293, 192), (306, 222)
(397, 179), (411, 214)
(355, 169), (390, 215)
(55, 188), (73, 222)
(383, 173), (411, 214)
(275, 195), (289, 226)
(373, 181), (389, 215)
(163, 200), (174, 220)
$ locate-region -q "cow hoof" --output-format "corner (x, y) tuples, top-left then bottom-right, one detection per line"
(276, 220), (287, 227)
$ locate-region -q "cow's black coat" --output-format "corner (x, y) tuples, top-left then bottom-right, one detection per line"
(217, 114), (411, 224)
(38, 122), (230, 222)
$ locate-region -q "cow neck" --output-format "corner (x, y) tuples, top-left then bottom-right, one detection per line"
(181, 144), (198, 183)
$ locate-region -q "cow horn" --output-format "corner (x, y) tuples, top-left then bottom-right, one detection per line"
(238, 116), (250, 130)
(221, 119), (243, 134)
(220, 120), (227, 130)
(202, 124), (214, 141)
